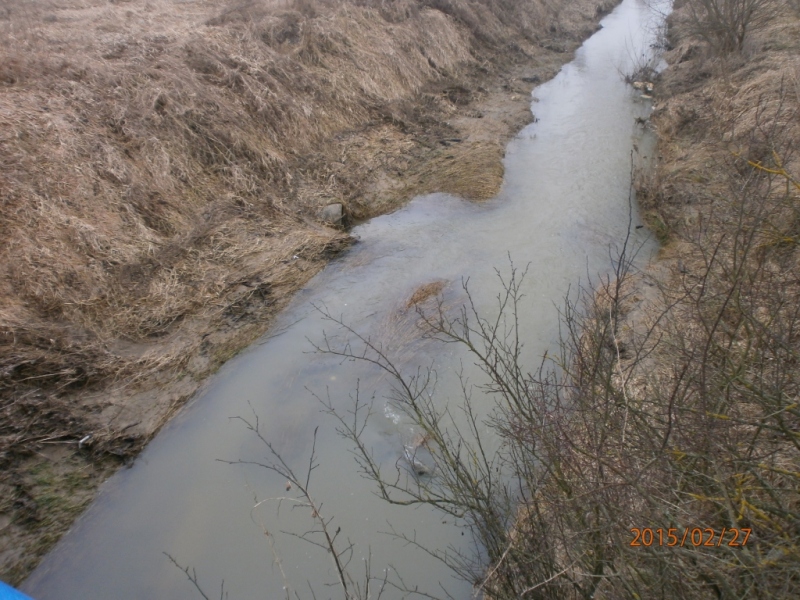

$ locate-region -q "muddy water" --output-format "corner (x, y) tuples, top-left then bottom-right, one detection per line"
(25, 1), (668, 598)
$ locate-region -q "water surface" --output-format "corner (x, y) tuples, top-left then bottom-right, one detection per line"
(25, 1), (667, 597)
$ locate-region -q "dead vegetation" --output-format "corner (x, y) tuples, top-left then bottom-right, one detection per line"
(497, 0), (800, 595)
(683, 0), (782, 54)
(0, 0), (616, 584)
(405, 280), (448, 309)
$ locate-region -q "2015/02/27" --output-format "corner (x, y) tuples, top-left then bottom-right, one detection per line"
(630, 527), (752, 547)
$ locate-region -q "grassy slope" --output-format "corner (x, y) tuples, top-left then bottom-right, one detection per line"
(587, 0), (800, 595)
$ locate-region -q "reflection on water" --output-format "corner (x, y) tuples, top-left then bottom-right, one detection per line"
(24, 1), (668, 598)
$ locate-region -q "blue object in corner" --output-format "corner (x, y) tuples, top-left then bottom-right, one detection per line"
(0, 581), (34, 600)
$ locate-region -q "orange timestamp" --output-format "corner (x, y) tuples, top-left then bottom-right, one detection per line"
(630, 527), (752, 548)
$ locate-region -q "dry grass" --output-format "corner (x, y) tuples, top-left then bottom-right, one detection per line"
(0, 0), (531, 446)
(366, 279), (456, 368)
(411, 140), (507, 201)
(405, 280), (448, 308)
(641, 0), (800, 227)
(0, 0), (560, 402)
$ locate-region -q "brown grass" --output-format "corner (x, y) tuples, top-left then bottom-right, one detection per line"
(0, 0), (552, 406)
(412, 141), (507, 201)
(641, 0), (800, 228)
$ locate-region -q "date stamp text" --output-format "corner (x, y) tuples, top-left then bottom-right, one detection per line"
(630, 527), (751, 547)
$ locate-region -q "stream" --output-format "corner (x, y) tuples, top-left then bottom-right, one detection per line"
(24, 1), (668, 597)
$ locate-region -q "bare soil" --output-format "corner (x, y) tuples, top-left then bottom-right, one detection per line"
(0, 0), (617, 584)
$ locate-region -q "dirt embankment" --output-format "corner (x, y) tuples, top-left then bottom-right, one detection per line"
(0, 0), (617, 584)
(640, 1), (800, 245)
(476, 2), (800, 597)
(632, 0), (800, 318)
(581, 0), (800, 594)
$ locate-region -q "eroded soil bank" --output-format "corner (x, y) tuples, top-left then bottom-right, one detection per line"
(0, 0), (617, 583)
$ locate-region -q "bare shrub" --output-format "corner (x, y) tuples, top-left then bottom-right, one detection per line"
(685, 0), (782, 53)
(313, 133), (800, 596)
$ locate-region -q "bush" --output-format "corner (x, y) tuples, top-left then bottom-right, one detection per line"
(318, 144), (800, 596)
(685, 0), (780, 53)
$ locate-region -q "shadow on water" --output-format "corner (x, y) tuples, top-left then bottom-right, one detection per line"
(24, 1), (670, 598)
